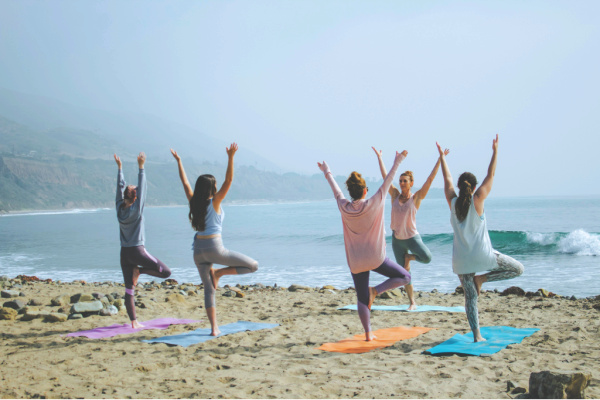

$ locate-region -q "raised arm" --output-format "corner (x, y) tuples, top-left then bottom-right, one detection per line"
(212, 142), (237, 212)
(114, 154), (125, 204)
(170, 149), (194, 202)
(372, 147), (399, 198)
(379, 150), (407, 197)
(413, 149), (450, 208)
(318, 161), (345, 201)
(474, 134), (499, 208)
(436, 142), (456, 209)
(136, 152), (147, 212)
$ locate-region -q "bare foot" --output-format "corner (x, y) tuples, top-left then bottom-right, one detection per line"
(404, 254), (415, 272)
(474, 335), (487, 342)
(473, 275), (486, 296)
(368, 287), (378, 310)
(209, 268), (219, 289)
(132, 267), (141, 287)
(407, 303), (418, 311)
(365, 332), (377, 341)
(210, 328), (221, 336)
(131, 320), (144, 329)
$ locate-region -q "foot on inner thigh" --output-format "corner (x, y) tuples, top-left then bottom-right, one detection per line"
(132, 267), (141, 287)
(473, 274), (486, 296)
(210, 268), (219, 289)
(131, 320), (144, 329)
(404, 254), (415, 272)
(368, 287), (378, 310)
(365, 331), (377, 341)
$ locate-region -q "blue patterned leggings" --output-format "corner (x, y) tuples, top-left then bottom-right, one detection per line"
(458, 251), (524, 333)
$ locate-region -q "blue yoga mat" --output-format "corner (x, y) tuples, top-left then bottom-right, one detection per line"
(424, 326), (540, 356)
(339, 304), (465, 313)
(143, 320), (279, 347)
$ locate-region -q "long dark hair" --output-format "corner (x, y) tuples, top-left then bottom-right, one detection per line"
(455, 172), (478, 222)
(346, 171), (366, 201)
(189, 174), (217, 231)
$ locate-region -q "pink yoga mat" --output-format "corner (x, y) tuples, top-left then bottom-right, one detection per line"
(66, 318), (201, 339)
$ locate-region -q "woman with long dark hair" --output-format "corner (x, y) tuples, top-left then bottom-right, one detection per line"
(372, 147), (449, 310)
(437, 135), (523, 342)
(318, 151), (412, 341)
(171, 144), (258, 336)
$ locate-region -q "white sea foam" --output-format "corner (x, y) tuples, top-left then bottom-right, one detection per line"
(1, 208), (109, 217)
(557, 229), (600, 256)
(526, 232), (558, 246)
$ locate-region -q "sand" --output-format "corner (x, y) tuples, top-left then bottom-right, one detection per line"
(1, 279), (599, 399)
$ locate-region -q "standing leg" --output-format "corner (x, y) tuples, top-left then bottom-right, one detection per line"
(459, 273), (485, 342)
(194, 256), (221, 336)
(392, 236), (418, 309)
(351, 270), (376, 341)
(120, 247), (142, 328)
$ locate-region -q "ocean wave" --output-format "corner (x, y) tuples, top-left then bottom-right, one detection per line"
(1, 208), (110, 217)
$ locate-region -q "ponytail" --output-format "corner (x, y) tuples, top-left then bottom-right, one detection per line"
(455, 172), (477, 222)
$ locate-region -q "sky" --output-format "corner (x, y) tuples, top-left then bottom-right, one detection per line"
(1, 0), (599, 197)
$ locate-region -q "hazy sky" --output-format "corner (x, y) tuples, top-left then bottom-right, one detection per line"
(1, 1), (599, 196)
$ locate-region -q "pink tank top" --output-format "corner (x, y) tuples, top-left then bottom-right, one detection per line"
(391, 194), (418, 240)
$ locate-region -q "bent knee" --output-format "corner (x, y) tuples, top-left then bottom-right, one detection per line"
(420, 254), (432, 264)
(249, 261), (259, 273)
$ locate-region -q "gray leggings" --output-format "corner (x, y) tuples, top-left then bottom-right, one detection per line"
(391, 233), (432, 267)
(193, 236), (258, 309)
(458, 251), (524, 333)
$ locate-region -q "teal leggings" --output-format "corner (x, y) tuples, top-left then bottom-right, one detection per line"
(391, 234), (432, 267)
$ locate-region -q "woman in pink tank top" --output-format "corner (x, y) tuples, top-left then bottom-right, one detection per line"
(372, 147), (449, 310)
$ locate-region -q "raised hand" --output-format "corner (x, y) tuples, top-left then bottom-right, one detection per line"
(436, 142), (446, 157)
(137, 152), (146, 168)
(371, 147), (383, 158)
(444, 148), (450, 157)
(317, 161), (329, 173)
(114, 154), (122, 169)
(226, 142), (238, 158)
(492, 134), (499, 152)
(170, 148), (181, 162)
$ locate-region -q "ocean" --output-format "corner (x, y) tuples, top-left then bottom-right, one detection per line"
(1, 196), (599, 297)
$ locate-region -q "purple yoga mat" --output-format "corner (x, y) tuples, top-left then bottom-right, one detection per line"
(66, 318), (201, 339)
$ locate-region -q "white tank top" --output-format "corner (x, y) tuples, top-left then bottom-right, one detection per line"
(391, 195), (418, 240)
(450, 197), (497, 275)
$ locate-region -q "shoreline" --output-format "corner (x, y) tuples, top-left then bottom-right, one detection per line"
(1, 276), (599, 398)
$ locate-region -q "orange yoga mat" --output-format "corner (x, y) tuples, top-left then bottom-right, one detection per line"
(317, 326), (433, 353)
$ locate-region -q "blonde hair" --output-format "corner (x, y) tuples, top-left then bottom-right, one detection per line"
(400, 171), (414, 182)
(346, 171), (366, 201)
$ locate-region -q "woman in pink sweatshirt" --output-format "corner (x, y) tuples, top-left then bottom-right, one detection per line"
(318, 150), (411, 341)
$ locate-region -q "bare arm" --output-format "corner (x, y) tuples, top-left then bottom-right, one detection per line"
(170, 149), (194, 202)
(372, 147), (399, 198)
(436, 142), (456, 209)
(114, 154), (125, 204)
(212, 142), (237, 213)
(474, 134), (499, 212)
(318, 161), (344, 200)
(413, 149), (450, 208)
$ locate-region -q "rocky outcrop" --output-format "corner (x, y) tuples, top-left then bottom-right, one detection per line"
(529, 371), (592, 399)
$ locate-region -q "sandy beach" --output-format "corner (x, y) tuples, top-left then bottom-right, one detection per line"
(1, 278), (598, 399)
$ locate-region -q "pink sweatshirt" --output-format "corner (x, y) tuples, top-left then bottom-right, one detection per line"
(322, 153), (405, 274)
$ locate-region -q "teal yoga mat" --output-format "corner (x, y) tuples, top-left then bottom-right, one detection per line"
(143, 320), (279, 347)
(424, 326), (539, 356)
(339, 304), (465, 312)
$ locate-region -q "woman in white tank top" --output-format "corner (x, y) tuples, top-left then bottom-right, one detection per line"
(437, 135), (523, 342)
(372, 147), (448, 310)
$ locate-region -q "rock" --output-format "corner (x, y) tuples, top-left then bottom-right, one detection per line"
(3, 299), (27, 311)
(454, 286), (464, 295)
(389, 289), (403, 297)
(70, 293), (94, 303)
(187, 290), (197, 296)
(166, 293), (186, 303)
(106, 305), (118, 315)
(222, 290), (234, 297)
(15, 275), (40, 283)
(380, 291), (395, 299)
(179, 290), (188, 296)
(110, 292), (122, 300)
(105, 294), (115, 302)
(529, 370), (592, 399)
(68, 313), (83, 320)
(0, 275), (8, 281)
(500, 286), (526, 296)
(228, 286), (245, 298)
(70, 300), (103, 314)
(538, 288), (550, 298)
(44, 313), (68, 323)
(28, 299), (43, 306)
(92, 292), (105, 300)
(19, 292), (26, 297)
(511, 387), (527, 395)
(100, 297), (111, 307)
(112, 299), (125, 311)
(0, 307), (18, 320)
(288, 284), (311, 292)
(1, 290), (21, 298)
(431, 289), (438, 293)
(21, 310), (52, 321)
(570, 295), (577, 301)
(99, 308), (112, 316)
(51, 294), (71, 307)
(321, 285), (336, 290)
(507, 381), (516, 391)
(163, 278), (178, 286)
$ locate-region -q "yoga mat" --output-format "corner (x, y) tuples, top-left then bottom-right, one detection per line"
(317, 326), (433, 354)
(143, 320), (280, 347)
(339, 304), (465, 313)
(424, 326), (540, 356)
(66, 318), (201, 339)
